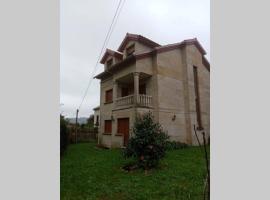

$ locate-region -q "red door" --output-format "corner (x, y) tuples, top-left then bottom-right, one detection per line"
(117, 118), (129, 146)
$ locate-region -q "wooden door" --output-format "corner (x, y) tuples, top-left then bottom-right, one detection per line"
(117, 118), (129, 146)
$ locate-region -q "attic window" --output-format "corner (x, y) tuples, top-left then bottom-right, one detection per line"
(106, 58), (113, 68)
(126, 44), (135, 56)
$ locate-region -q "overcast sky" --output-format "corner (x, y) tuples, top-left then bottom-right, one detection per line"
(60, 0), (210, 118)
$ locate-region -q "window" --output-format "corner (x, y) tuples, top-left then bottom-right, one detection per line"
(126, 44), (135, 56)
(193, 66), (203, 130)
(104, 120), (112, 133)
(139, 84), (146, 94)
(105, 89), (113, 103)
(106, 58), (113, 68)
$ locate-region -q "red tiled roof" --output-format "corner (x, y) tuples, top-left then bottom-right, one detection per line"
(154, 38), (206, 55)
(95, 35), (210, 79)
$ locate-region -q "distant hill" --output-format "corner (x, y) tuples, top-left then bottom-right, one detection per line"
(67, 117), (88, 125)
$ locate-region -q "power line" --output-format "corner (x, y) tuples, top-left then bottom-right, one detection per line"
(78, 0), (123, 110)
(78, 0), (125, 111)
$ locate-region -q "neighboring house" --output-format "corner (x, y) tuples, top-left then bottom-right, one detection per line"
(95, 33), (210, 148)
(93, 106), (100, 127)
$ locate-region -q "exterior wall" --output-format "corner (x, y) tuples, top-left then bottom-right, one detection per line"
(136, 57), (153, 75)
(135, 42), (153, 54)
(99, 106), (138, 148)
(147, 46), (209, 145)
(113, 64), (136, 81)
(98, 42), (210, 148)
(99, 59), (138, 148)
(111, 108), (136, 148)
(123, 41), (152, 59)
(155, 48), (188, 142)
(98, 77), (114, 147)
(184, 45), (210, 145)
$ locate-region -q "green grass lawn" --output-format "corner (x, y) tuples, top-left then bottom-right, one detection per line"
(61, 142), (208, 200)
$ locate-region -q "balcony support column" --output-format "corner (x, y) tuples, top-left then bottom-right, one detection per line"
(133, 72), (140, 105)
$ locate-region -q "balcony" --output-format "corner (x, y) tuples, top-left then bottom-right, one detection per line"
(116, 94), (152, 107)
(112, 72), (153, 109)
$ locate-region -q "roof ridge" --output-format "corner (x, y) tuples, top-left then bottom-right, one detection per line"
(117, 33), (161, 52)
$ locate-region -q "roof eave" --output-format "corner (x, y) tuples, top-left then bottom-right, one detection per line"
(95, 55), (136, 79)
(202, 56), (210, 71)
(100, 49), (123, 64)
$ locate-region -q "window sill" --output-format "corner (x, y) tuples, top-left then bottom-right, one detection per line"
(103, 133), (112, 135)
(104, 101), (113, 104)
(115, 134), (123, 136)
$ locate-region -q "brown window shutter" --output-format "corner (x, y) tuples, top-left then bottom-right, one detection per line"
(105, 89), (113, 103)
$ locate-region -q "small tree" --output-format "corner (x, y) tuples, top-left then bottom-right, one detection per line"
(123, 112), (169, 169)
(60, 115), (69, 156)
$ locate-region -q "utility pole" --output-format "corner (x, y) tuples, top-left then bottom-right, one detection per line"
(75, 109), (79, 144)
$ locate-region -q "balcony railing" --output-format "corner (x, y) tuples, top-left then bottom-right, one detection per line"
(116, 95), (134, 106)
(138, 94), (152, 107)
(115, 94), (152, 107)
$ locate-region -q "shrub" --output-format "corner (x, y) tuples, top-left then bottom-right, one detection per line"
(123, 112), (169, 169)
(60, 115), (69, 156)
(165, 141), (189, 151)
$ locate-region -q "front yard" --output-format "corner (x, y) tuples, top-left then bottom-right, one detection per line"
(61, 142), (208, 200)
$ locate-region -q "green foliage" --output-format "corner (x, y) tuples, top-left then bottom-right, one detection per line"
(87, 114), (94, 128)
(60, 115), (69, 156)
(123, 112), (169, 169)
(165, 141), (189, 151)
(80, 124), (85, 129)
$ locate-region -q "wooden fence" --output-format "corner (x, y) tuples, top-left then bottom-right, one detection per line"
(68, 125), (98, 143)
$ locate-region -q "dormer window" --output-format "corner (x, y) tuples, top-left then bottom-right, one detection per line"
(126, 44), (135, 57)
(106, 58), (113, 68)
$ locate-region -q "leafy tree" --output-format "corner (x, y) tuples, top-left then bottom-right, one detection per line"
(60, 115), (69, 156)
(123, 112), (169, 169)
(86, 114), (94, 128)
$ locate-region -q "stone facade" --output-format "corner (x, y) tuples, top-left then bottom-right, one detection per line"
(95, 33), (210, 148)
